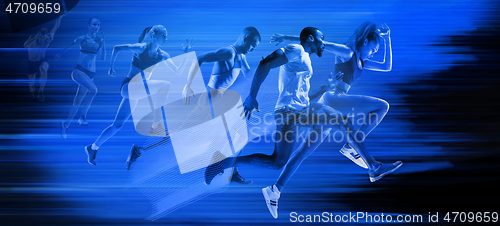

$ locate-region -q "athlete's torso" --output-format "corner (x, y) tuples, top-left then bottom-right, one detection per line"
(80, 35), (102, 54)
(128, 48), (164, 79)
(333, 52), (363, 93)
(276, 44), (313, 111)
(208, 45), (246, 90)
(27, 38), (51, 61)
(78, 35), (103, 72)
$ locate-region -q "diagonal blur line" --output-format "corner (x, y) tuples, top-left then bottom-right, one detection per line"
(60, 0), (67, 13)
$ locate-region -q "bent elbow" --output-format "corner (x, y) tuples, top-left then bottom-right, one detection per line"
(381, 64), (392, 72)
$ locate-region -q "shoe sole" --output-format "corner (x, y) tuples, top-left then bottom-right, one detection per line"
(230, 171), (253, 184)
(262, 187), (278, 219)
(370, 161), (403, 182)
(126, 144), (139, 170)
(231, 178), (253, 184)
(340, 149), (368, 169)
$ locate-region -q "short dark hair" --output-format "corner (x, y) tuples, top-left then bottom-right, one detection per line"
(243, 26), (261, 42)
(88, 17), (99, 25)
(300, 27), (319, 44)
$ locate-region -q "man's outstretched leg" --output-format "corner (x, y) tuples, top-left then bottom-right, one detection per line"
(205, 107), (303, 185)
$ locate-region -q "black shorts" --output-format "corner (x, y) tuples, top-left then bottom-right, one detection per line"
(121, 77), (132, 90)
(28, 58), (48, 74)
(74, 64), (96, 79)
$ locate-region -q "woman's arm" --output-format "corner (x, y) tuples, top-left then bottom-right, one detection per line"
(364, 23), (392, 72)
(108, 43), (147, 76)
(308, 71), (344, 100)
(162, 39), (194, 74)
(100, 33), (106, 61)
(308, 85), (330, 100)
(54, 36), (83, 60)
(324, 41), (353, 60)
(162, 53), (188, 75)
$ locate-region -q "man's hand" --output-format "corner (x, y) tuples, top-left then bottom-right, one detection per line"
(270, 34), (285, 46)
(327, 71), (344, 90)
(239, 95), (260, 120)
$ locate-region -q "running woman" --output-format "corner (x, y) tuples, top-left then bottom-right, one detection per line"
(84, 25), (193, 169)
(204, 27), (327, 185)
(271, 22), (396, 170)
(24, 15), (64, 101)
(182, 26), (260, 184)
(58, 17), (106, 138)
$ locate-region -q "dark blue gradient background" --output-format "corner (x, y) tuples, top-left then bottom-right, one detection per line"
(1, 0), (499, 225)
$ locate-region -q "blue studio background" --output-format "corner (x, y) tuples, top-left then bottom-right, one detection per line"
(1, 0), (499, 225)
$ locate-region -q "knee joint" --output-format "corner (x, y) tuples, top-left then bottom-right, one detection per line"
(273, 160), (287, 170)
(112, 123), (124, 130)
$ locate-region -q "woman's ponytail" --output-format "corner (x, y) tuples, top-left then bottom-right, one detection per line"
(138, 26), (153, 43)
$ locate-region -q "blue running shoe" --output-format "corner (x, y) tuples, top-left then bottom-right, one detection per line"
(204, 151), (226, 185)
(231, 170), (252, 184)
(84, 145), (97, 165)
(369, 161), (403, 182)
(126, 144), (142, 170)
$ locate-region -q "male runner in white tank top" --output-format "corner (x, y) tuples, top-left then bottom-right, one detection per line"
(182, 26), (261, 183)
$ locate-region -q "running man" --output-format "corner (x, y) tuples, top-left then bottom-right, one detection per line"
(24, 15), (64, 101)
(271, 22), (395, 170)
(204, 27), (326, 185)
(181, 26), (261, 184)
(261, 23), (402, 219)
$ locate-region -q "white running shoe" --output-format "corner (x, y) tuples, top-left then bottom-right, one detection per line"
(262, 185), (280, 219)
(339, 144), (368, 169)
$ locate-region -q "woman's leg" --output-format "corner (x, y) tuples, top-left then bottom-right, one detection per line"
(149, 80), (170, 129)
(123, 79), (170, 129)
(92, 98), (132, 148)
(63, 69), (96, 128)
(319, 93), (389, 140)
(356, 97), (389, 138)
(318, 92), (390, 168)
(64, 85), (88, 128)
(79, 77), (98, 121)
